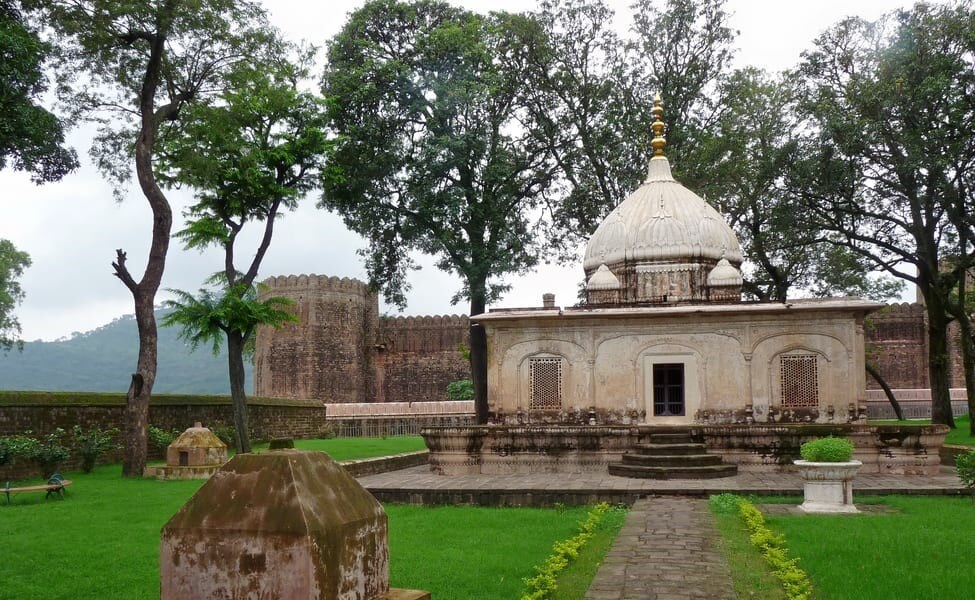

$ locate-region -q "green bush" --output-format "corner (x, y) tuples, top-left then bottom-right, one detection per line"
(0, 434), (39, 466)
(800, 436), (854, 462)
(72, 426), (119, 473)
(147, 425), (179, 452)
(31, 429), (70, 476)
(212, 425), (236, 448)
(709, 493), (744, 514)
(446, 379), (474, 401)
(956, 450), (975, 501)
(739, 499), (813, 600)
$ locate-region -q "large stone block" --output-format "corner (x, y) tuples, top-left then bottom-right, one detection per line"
(161, 449), (389, 599)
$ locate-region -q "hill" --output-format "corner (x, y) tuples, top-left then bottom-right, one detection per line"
(0, 310), (253, 394)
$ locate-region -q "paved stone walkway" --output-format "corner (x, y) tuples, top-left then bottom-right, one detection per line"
(586, 497), (735, 600)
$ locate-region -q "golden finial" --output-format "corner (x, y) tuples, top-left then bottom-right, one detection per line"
(651, 93), (666, 157)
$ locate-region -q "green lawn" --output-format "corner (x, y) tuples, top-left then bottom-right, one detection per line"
(871, 413), (973, 446)
(1, 461), (609, 599)
(765, 496), (975, 600)
(252, 434), (428, 460)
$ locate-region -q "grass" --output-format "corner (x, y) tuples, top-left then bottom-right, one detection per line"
(251, 435), (428, 461)
(711, 504), (787, 599)
(2, 452), (610, 599)
(764, 495), (975, 600)
(551, 505), (628, 600)
(386, 504), (601, 598)
(871, 413), (973, 446)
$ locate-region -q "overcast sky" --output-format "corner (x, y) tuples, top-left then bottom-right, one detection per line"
(1, 0), (925, 341)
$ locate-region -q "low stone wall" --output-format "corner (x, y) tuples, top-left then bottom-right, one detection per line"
(340, 451), (429, 477)
(865, 388), (968, 419)
(0, 391), (326, 480)
(423, 424), (949, 476)
(326, 400), (475, 437)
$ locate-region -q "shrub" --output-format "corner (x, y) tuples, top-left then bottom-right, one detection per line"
(72, 426), (120, 473)
(31, 429), (70, 476)
(446, 379), (474, 401)
(800, 436), (854, 462)
(268, 438), (294, 450)
(709, 493), (744, 514)
(147, 425), (179, 452)
(738, 499), (813, 600)
(212, 425), (236, 448)
(521, 503), (612, 599)
(956, 450), (975, 502)
(317, 422), (339, 439)
(0, 434), (39, 466)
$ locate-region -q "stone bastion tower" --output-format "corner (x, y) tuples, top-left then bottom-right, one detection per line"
(255, 275), (378, 403)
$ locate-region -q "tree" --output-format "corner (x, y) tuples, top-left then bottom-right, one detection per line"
(795, 2), (975, 427)
(322, 0), (558, 423)
(524, 0), (737, 246)
(0, 239), (31, 353)
(160, 52), (325, 453)
(0, 0), (77, 181)
(697, 68), (903, 302)
(31, 0), (271, 475)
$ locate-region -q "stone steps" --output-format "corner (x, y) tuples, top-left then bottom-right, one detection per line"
(608, 463), (739, 479)
(621, 453), (724, 467)
(632, 442), (709, 456)
(608, 430), (738, 480)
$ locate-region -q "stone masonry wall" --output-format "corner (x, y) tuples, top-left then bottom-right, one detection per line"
(0, 392), (325, 480)
(377, 315), (470, 403)
(255, 275), (378, 403)
(866, 303), (965, 389)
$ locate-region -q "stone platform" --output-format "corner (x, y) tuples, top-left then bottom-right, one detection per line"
(358, 464), (965, 507)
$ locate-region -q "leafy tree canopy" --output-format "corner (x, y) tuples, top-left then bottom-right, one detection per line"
(160, 47), (325, 452)
(795, 1), (975, 425)
(0, 239), (31, 353)
(0, 0), (77, 181)
(322, 0), (557, 309)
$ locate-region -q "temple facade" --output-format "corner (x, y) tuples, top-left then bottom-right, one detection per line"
(476, 96), (882, 426)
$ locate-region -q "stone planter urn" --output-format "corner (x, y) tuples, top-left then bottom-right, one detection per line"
(794, 460), (862, 514)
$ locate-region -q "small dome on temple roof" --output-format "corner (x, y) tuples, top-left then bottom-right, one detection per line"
(587, 264), (621, 290)
(707, 258), (743, 287)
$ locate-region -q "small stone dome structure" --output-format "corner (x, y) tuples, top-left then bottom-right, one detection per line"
(583, 95), (743, 304)
(144, 422), (227, 480)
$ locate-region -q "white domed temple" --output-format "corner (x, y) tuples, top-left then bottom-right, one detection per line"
(422, 95), (947, 477)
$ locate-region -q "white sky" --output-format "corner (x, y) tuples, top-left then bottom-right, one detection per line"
(1, 0), (923, 341)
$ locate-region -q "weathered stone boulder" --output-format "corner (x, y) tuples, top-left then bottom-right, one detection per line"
(160, 449), (390, 599)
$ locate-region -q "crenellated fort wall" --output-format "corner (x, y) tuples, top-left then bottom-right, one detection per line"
(865, 302), (965, 389)
(254, 275), (963, 403)
(255, 275), (468, 403)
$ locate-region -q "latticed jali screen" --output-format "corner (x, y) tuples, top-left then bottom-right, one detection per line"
(529, 357), (563, 410)
(779, 354), (819, 407)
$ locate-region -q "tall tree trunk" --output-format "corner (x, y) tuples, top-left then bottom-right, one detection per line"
(226, 331), (251, 454)
(866, 361), (904, 421)
(926, 293), (956, 428)
(947, 275), (975, 436)
(469, 284), (488, 425)
(117, 23), (174, 476)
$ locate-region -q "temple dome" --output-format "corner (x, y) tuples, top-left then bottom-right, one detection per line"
(583, 156), (743, 272)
